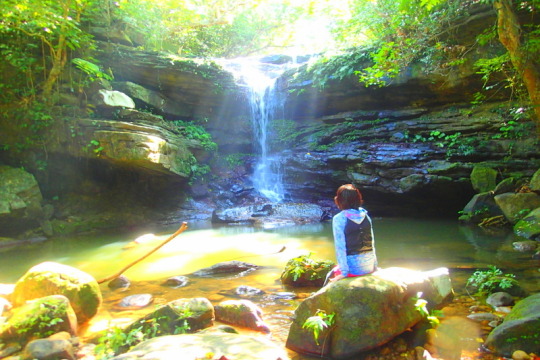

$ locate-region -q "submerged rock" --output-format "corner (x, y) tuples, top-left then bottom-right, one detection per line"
(191, 261), (259, 277)
(107, 275), (131, 290)
(117, 294), (154, 309)
(286, 267), (453, 359)
(512, 241), (538, 252)
(163, 275), (189, 288)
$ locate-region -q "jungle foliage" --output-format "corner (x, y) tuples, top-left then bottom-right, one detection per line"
(1, 0), (539, 137)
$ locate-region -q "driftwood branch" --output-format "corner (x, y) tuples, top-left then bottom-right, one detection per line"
(97, 222), (188, 284)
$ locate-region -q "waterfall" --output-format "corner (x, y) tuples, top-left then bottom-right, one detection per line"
(222, 57), (292, 203)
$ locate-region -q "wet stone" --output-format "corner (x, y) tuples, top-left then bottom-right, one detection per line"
(162, 276), (189, 288)
(108, 275), (130, 290)
(512, 241), (539, 252)
(467, 312), (500, 322)
(191, 261), (259, 278)
(118, 294), (154, 309)
(235, 285), (265, 297)
(487, 292), (514, 307)
(270, 292), (297, 300)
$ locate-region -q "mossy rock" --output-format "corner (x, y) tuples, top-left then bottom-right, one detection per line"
(0, 295), (77, 343)
(122, 297), (214, 345)
(471, 166), (498, 193)
(530, 168), (540, 191)
(484, 293), (540, 357)
(280, 254), (334, 287)
(11, 262), (102, 324)
(286, 267), (453, 359)
(514, 207), (540, 240)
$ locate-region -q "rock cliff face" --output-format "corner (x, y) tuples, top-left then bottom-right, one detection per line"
(5, 9), (540, 238)
(85, 32), (538, 218)
(271, 103), (539, 215)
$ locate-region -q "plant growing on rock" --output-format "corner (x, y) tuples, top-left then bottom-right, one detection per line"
(171, 120), (217, 152)
(302, 309), (335, 346)
(280, 253), (335, 287)
(414, 293), (442, 328)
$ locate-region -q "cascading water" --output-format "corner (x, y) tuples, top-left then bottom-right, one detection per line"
(222, 57), (292, 203)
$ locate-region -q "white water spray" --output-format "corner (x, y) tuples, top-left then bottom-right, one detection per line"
(221, 57), (293, 203)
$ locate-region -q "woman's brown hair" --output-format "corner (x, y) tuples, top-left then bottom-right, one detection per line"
(334, 184), (364, 210)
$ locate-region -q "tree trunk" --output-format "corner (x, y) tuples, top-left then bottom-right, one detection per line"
(41, 36), (67, 99)
(494, 0), (540, 137)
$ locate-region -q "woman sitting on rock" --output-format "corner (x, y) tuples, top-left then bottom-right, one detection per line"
(326, 184), (377, 284)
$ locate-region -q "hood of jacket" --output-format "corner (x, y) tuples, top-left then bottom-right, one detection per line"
(342, 208), (367, 224)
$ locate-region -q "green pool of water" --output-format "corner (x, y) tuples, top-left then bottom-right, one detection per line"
(1, 217), (538, 353)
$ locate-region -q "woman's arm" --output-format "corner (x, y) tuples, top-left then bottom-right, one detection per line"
(332, 213), (349, 277)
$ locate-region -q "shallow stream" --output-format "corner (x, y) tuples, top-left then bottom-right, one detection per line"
(1, 218), (538, 358)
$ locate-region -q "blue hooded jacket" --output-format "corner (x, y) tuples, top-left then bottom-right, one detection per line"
(332, 207), (377, 276)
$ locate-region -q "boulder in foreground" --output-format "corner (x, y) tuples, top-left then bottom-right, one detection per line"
(110, 333), (289, 360)
(286, 267), (453, 359)
(11, 262), (102, 324)
(484, 293), (540, 357)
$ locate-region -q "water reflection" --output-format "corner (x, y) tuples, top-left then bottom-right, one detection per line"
(1, 218), (538, 290)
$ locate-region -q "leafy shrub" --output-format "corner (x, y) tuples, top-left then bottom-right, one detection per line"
(466, 265), (517, 295)
(171, 120), (217, 152)
(281, 253), (335, 287)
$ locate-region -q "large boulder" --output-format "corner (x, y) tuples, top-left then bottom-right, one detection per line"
(0, 166), (45, 236)
(286, 267), (453, 359)
(11, 262), (102, 324)
(484, 293), (540, 357)
(0, 295), (77, 343)
(109, 333), (289, 360)
(459, 192), (503, 223)
(494, 193), (540, 224)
